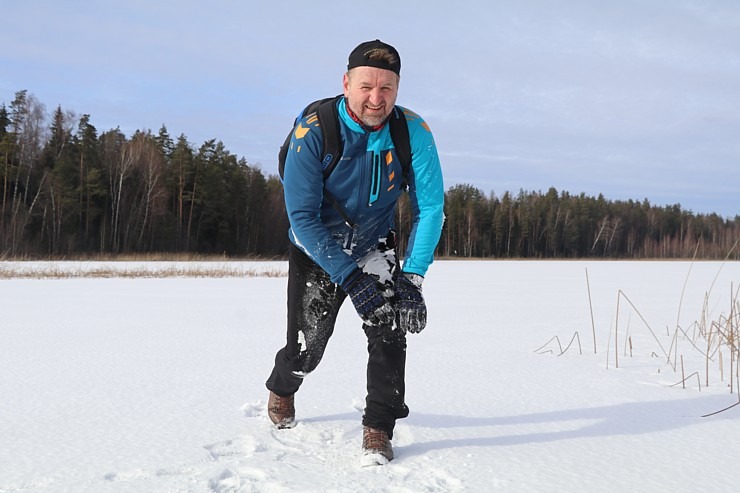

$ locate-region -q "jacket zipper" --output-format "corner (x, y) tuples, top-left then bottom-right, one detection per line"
(369, 152), (381, 206)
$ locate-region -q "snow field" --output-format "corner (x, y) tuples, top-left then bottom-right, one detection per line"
(1, 260), (739, 492)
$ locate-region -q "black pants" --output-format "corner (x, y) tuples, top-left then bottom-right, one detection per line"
(265, 243), (409, 439)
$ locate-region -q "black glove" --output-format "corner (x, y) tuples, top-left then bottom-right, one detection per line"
(341, 269), (395, 326)
(394, 273), (427, 333)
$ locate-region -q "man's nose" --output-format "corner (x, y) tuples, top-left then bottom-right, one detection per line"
(368, 88), (383, 104)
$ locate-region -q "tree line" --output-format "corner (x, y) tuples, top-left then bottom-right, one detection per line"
(1, 90), (287, 257)
(441, 184), (739, 259)
(2, 90), (739, 260)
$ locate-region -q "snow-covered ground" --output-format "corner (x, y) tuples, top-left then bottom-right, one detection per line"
(2, 260), (739, 493)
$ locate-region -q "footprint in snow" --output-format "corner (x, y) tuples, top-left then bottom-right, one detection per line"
(241, 400), (264, 418)
(204, 436), (265, 460)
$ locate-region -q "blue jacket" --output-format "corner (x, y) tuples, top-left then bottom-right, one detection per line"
(283, 97), (445, 286)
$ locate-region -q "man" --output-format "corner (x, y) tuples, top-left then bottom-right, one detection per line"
(265, 39), (444, 466)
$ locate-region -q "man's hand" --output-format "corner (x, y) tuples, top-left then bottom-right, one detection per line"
(341, 269), (395, 326)
(394, 273), (427, 333)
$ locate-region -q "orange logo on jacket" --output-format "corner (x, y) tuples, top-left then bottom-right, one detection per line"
(386, 151), (396, 191)
(294, 124), (310, 139)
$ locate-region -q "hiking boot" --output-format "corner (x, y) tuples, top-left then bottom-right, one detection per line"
(267, 391), (295, 429)
(361, 426), (393, 465)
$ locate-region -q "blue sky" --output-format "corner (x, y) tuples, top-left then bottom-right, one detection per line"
(3, 0), (740, 217)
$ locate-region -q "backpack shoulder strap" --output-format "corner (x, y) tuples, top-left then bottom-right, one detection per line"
(315, 96), (355, 228)
(315, 95), (344, 178)
(388, 106), (411, 187)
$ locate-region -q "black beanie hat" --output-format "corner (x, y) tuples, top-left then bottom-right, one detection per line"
(347, 39), (401, 75)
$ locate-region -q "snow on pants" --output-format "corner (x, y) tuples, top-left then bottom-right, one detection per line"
(265, 240), (409, 439)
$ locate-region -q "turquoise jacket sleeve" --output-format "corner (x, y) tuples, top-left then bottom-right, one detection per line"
(400, 108), (445, 277)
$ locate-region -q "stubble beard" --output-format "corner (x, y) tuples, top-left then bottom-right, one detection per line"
(349, 99), (393, 128)
(362, 114), (388, 127)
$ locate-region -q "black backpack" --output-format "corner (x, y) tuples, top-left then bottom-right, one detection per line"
(278, 95), (412, 226)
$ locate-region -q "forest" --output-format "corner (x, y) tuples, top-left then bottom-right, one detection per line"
(2, 90), (739, 260)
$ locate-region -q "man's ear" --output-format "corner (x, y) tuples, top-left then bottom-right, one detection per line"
(342, 72), (350, 97)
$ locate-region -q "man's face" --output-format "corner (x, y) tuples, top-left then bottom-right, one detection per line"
(343, 66), (399, 127)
